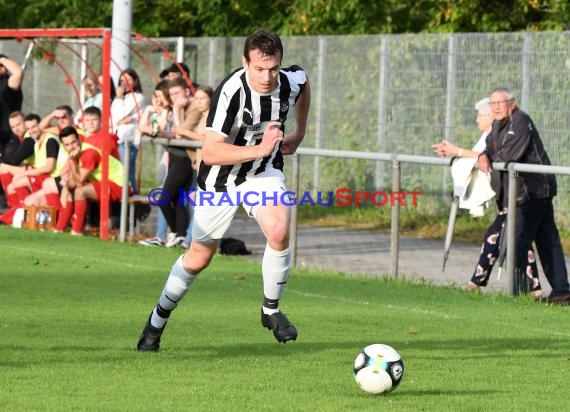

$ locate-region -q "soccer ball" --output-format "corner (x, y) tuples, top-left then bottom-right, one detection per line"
(353, 344), (404, 394)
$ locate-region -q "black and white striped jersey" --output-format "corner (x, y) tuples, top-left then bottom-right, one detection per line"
(198, 65), (307, 192)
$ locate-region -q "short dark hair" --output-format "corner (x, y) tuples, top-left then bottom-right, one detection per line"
(168, 62), (190, 77)
(243, 28), (283, 63)
(168, 76), (189, 91)
(56, 105), (73, 116)
(83, 106), (101, 118)
(24, 113), (41, 124)
(59, 126), (79, 141)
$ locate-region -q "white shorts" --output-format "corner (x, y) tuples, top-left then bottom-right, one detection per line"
(191, 172), (288, 243)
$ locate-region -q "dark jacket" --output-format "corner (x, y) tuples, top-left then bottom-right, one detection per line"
(483, 107), (556, 208)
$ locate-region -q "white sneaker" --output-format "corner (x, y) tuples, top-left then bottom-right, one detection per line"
(165, 233), (185, 248)
(138, 237), (165, 247)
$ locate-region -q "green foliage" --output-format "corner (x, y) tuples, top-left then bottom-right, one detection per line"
(1, 0), (569, 35)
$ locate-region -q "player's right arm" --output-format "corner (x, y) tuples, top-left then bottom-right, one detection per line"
(201, 120), (283, 166)
(0, 56), (24, 90)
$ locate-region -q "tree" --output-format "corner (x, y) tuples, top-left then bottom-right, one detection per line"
(0, 0), (568, 35)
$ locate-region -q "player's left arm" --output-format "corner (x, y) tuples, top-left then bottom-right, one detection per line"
(20, 138), (59, 176)
(281, 77), (311, 155)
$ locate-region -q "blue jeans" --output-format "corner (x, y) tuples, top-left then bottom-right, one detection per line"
(183, 203), (194, 246)
(156, 209), (168, 241)
(118, 143), (139, 194)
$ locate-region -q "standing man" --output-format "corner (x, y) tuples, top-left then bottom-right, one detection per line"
(0, 55), (24, 155)
(478, 87), (570, 304)
(137, 28), (311, 351)
(0, 55), (24, 208)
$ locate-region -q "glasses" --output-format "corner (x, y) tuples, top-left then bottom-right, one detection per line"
(489, 99), (513, 107)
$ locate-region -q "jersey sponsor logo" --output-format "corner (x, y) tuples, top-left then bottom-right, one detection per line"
(248, 124), (262, 132)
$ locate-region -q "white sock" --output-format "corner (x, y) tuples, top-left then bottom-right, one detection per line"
(262, 306), (280, 315)
(150, 254), (196, 328)
(262, 244), (290, 314)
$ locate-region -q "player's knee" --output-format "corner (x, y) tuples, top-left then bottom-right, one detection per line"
(265, 223), (289, 246)
(184, 243), (216, 274)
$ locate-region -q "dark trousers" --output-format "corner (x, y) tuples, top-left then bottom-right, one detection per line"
(515, 198), (570, 296)
(160, 154), (193, 237)
(471, 212), (541, 292)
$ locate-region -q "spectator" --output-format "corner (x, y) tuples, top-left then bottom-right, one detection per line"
(148, 77), (200, 248)
(137, 79), (174, 247)
(178, 86), (214, 249)
(111, 68), (145, 194)
(0, 54), (24, 209)
(137, 79), (173, 139)
(53, 126), (124, 235)
(433, 98), (542, 298)
(165, 61), (199, 90)
(137, 28), (311, 351)
(0, 54), (24, 158)
(478, 87), (570, 304)
(74, 73), (103, 127)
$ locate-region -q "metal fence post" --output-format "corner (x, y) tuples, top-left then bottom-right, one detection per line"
(390, 157), (401, 278)
(442, 34), (456, 203)
(375, 36), (389, 191)
(312, 36), (326, 193)
(119, 138), (131, 242)
(289, 152), (300, 268)
(521, 33), (531, 112)
(505, 166), (518, 295)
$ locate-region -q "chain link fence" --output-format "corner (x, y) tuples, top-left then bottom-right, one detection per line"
(2, 32), (569, 226)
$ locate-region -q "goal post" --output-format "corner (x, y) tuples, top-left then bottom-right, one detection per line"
(0, 28), (113, 240)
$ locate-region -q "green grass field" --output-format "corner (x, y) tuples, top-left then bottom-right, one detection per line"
(2, 226), (570, 411)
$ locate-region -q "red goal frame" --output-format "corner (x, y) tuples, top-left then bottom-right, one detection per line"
(0, 28), (113, 240)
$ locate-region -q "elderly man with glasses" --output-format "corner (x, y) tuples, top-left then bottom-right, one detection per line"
(478, 87), (570, 304)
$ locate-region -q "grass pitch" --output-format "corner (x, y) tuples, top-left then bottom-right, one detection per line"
(1, 226), (570, 411)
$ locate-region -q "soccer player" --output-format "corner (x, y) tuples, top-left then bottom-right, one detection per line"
(53, 126), (124, 234)
(137, 28), (311, 351)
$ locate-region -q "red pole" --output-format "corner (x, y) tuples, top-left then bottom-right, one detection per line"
(99, 28), (112, 240)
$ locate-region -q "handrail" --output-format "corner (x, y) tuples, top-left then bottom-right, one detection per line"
(123, 137), (570, 295)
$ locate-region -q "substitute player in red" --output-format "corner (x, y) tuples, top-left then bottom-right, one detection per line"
(137, 28), (311, 351)
(53, 126), (124, 235)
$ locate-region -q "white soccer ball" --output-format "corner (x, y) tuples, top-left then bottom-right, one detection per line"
(353, 344), (404, 394)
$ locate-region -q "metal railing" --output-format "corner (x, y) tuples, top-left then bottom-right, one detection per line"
(125, 137), (570, 295)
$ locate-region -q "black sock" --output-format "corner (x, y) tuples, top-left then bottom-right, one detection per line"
(156, 304), (172, 319)
(263, 296), (279, 310)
